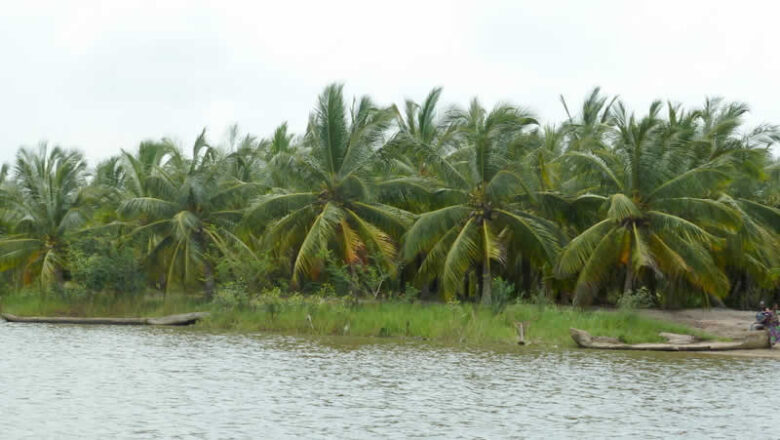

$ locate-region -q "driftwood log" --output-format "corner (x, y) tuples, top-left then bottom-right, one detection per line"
(1, 312), (208, 326)
(570, 328), (770, 351)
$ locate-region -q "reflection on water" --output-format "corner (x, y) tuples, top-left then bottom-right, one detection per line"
(0, 321), (776, 439)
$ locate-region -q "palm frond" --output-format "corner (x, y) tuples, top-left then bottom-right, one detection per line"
(606, 193), (642, 221)
(292, 203), (344, 285)
(402, 205), (471, 259)
(441, 218), (480, 299)
(555, 219), (614, 277)
(494, 209), (560, 265)
(245, 192), (317, 225)
(119, 197), (178, 219)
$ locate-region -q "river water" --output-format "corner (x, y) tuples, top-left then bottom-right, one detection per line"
(1, 322), (777, 439)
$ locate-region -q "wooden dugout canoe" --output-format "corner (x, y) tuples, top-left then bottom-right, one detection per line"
(570, 327), (770, 351)
(0, 312), (208, 326)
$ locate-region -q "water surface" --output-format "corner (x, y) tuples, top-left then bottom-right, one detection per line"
(1, 322), (776, 439)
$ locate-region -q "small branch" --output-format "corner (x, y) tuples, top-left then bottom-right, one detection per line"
(372, 277), (386, 299)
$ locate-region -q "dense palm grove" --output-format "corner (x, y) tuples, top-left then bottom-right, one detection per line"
(1, 85), (778, 308)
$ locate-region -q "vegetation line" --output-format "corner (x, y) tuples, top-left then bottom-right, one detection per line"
(0, 85), (777, 312)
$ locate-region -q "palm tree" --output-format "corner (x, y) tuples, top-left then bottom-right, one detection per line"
(260, 122), (305, 189)
(684, 100), (780, 306)
(245, 84), (413, 288)
(556, 101), (743, 306)
(560, 87), (618, 152)
(118, 131), (253, 297)
(390, 88), (460, 177)
(379, 87), (466, 213)
(402, 99), (560, 304)
(0, 144), (88, 286)
(119, 140), (176, 198)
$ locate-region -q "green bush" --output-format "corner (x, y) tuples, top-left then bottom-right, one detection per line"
(215, 252), (287, 293)
(490, 277), (515, 314)
(401, 284), (420, 303)
(69, 237), (145, 295)
(617, 287), (655, 310)
(213, 282), (251, 308)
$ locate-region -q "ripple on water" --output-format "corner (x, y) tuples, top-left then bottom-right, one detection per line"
(0, 321), (777, 439)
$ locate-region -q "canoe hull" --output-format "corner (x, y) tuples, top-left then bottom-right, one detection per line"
(1, 312), (208, 326)
(569, 328), (770, 351)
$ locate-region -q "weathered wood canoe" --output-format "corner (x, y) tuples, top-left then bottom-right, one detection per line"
(0, 312), (208, 326)
(570, 328), (770, 351)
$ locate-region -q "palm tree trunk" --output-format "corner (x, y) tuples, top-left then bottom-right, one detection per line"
(417, 254), (430, 299)
(521, 257), (532, 297)
(623, 263), (634, 296)
(481, 260), (492, 305)
(203, 261), (216, 300)
(349, 265), (358, 298)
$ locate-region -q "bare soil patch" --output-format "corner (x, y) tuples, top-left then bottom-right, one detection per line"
(640, 308), (779, 359)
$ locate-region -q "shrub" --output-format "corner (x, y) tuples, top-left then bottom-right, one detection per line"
(490, 277), (515, 314)
(617, 287), (654, 310)
(215, 252), (286, 293)
(69, 237), (145, 295)
(213, 282), (250, 308)
(401, 284), (419, 303)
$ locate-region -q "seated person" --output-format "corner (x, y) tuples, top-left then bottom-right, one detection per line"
(754, 301), (768, 330)
(757, 305), (780, 347)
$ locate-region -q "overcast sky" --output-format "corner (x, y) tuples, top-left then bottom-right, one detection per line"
(1, 0), (778, 167)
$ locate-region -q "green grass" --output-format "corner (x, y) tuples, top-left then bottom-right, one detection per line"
(0, 291), (714, 347)
(0, 290), (205, 318)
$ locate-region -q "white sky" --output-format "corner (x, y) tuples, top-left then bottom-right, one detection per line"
(1, 0), (778, 167)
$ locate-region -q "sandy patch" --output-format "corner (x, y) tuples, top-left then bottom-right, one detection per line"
(639, 308), (779, 359)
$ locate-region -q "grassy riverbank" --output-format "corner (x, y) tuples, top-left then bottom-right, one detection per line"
(0, 291), (714, 347)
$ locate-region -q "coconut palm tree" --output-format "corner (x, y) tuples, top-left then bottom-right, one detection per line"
(220, 124), (263, 184)
(389, 88), (462, 179)
(684, 101), (780, 306)
(0, 144), (88, 286)
(119, 140), (176, 198)
(560, 87), (618, 152)
(245, 83), (414, 287)
(118, 131), (253, 297)
(378, 88), (471, 212)
(556, 101), (744, 306)
(261, 122), (306, 189)
(402, 99), (560, 303)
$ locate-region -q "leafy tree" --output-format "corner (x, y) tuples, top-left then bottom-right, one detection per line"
(0, 144), (88, 286)
(403, 99), (560, 303)
(556, 101), (743, 305)
(69, 234), (146, 295)
(559, 87), (618, 152)
(119, 132), (253, 297)
(246, 83), (413, 287)
(0, 85), (776, 307)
